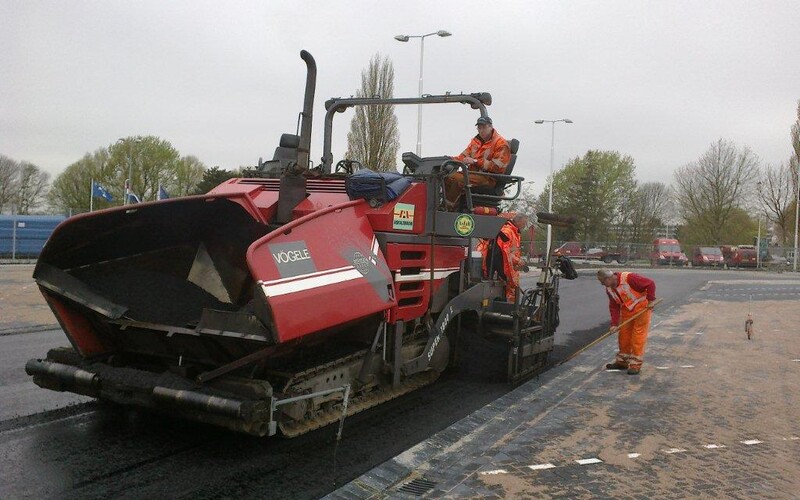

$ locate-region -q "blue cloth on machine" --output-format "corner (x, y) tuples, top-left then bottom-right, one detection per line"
(345, 169), (411, 202)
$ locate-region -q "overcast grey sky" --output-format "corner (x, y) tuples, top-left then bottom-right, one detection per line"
(2, 0), (798, 196)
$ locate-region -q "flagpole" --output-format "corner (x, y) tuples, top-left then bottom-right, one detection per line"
(90, 179), (94, 212)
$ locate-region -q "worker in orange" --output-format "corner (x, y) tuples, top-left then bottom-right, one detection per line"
(445, 116), (511, 210)
(483, 213), (530, 302)
(597, 269), (656, 375)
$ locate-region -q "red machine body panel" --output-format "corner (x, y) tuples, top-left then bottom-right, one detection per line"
(364, 183), (428, 234)
(247, 200), (395, 343)
(383, 243), (466, 322)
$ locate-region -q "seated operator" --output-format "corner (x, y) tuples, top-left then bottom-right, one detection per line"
(444, 116), (511, 211)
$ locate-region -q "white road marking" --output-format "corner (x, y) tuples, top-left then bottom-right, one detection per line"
(696, 332), (704, 335)
(655, 366), (670, 370)
(680, 365), (695, 368)
(791, 359), (800, 362)
(480, 469), (508, 475)
(483, 434), (798, 477)
(528, 463), (556, 471)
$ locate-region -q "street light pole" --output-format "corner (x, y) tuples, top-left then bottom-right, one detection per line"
(534, 119), (573, 258)
(395, 30), (452, 156)
(119, 137), (143, 205)
(794, 171), (799, 272)
(757, 216), (762, 269)
(757, 181), (762, 269)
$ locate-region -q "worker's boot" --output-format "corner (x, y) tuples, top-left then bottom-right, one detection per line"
(605, 362), (627, 370)
(627, 366), (641, 375)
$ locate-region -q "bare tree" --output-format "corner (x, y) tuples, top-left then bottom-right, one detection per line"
(628, 182), (671, 243)
(345, 54), (400, 172)
(673, 139), (759, 244)
(758, 164), (794, 244)
(0, 155), (20, 213)
(15, 162), (50, 214)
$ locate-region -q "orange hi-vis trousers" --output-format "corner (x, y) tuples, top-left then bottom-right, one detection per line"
(614, 302), (651, 369)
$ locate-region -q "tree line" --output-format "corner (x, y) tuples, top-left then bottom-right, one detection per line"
(521, 102), (800, 248)
(342, 55), (800, 249)
(0, 137), (238, 215)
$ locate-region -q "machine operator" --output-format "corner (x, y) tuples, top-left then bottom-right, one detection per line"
(444, 116), (511, 211)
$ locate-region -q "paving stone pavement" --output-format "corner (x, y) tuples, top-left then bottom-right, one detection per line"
(329, 282), (800, 499)
(0, 264), (58, 334)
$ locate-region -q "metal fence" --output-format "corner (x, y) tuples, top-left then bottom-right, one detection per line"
(0, 215), (67, 260)
(526, 239), (798, 269)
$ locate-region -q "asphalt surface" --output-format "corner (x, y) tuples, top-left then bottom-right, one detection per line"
(0, 268), (785, 499)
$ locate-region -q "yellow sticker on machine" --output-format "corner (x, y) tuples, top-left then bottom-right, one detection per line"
(393, 203), (415, 230)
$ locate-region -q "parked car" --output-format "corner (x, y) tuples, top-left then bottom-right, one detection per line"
(650, 238), (688, 266)
(729, 245), (758, 268)
(692, 246), (724, 267)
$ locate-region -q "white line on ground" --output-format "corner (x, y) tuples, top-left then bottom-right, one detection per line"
(480, 469), (508, 475)
(528, 463), (556, 471)
(741, 439), (763, 445)
(696, 332), (704, 335)
(703, 444), (726, 449)
(576, 458), (603, 465)
(655, 366), (670, 370)
(680, 365), (695, 368)
(664, 448), (687, 454)
(791, 359), (800, 362)
(627, 453), (641, 458)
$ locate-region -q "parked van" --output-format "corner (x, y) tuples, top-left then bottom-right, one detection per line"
(650, 238), (688, 266)
(692, 246), (724, 267)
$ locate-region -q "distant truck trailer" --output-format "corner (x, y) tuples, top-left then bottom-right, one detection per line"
(552, 241), (628, 264)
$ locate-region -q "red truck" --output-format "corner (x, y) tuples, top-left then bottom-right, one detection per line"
(552, 241), (628, 264)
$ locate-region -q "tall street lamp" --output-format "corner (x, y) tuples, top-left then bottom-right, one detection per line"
(534, 119), (573, 258)
(757, 181), (762, 269)
(118, 137), (143, 205)
(794, 166), (799, 272)
(394, 30), (452, 156)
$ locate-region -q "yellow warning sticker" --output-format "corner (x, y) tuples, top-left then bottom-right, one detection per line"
(393, 203), (415, 230)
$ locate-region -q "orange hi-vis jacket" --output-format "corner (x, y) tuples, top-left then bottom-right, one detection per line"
(454, 129), (511, 182)
(478, 216), (521, 281)
(606, 272), (650, 324)
(498, 220), (522, 282)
